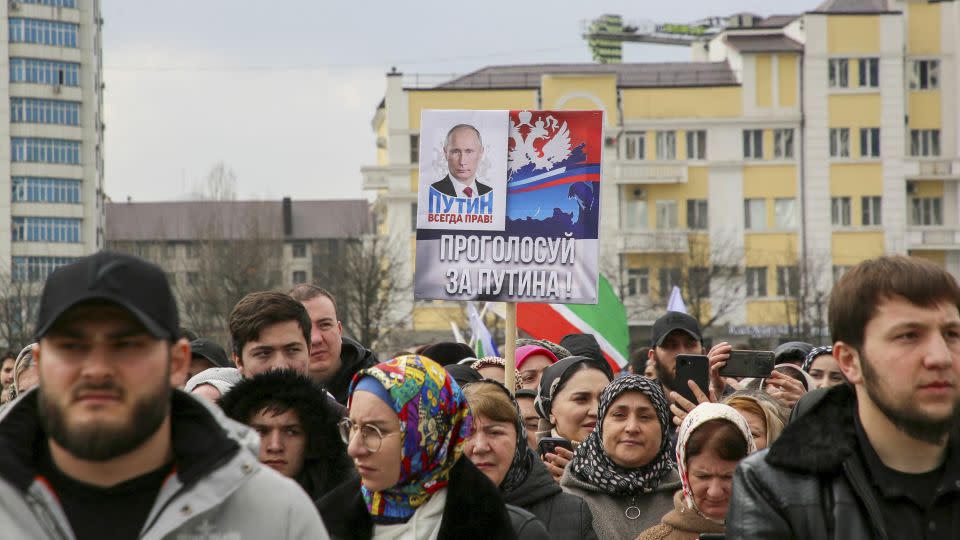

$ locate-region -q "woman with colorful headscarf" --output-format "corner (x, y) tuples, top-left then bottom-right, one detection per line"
(463, 379), (597, 540)
(560, 375), (681, 540)
(635, 403), (755, 540)
(316, 355), (549, 540)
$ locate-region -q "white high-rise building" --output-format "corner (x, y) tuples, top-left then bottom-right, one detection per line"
(1, 0), (104, 282)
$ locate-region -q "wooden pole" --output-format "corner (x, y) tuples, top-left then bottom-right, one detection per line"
(504, 302), (518, 395)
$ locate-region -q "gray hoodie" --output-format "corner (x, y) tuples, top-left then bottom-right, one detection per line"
(0, 389), (329, 540)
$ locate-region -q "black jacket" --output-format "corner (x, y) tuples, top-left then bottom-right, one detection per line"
(327, 336), (379, 405)
(503, 454), (598, 540)
(316, 457), (549, 540)
(727, 384), (893, 539)
(430, 175), (492, 197)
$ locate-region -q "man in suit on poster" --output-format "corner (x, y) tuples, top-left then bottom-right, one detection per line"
(431, 124), (492, 198)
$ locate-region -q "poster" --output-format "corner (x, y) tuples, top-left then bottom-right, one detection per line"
(415, 109), (603, 304)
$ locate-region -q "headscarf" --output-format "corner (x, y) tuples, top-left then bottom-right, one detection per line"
(675, 403), (756, 524)
(516, 338), (570, 360)
(515, 345), (558, 370)
(184, 367), (242, 395)
(802, 346), (833, 372)
(348, 355), (472, 524)
(470, 356), (522, 391)
(443, 364), (483, 387)
(534, 355), (611, 420)
(463, 379), (534, 494)
(569, 375), (674, 495)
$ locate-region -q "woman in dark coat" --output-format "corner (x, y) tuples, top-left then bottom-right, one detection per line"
(463, 379), (597, 540)
(316, 355), (549, 540)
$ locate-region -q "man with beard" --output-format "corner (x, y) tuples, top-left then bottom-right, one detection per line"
(728, 255), (960, 539)
(648, 311), (705, 398)
(0, 252), (328, 539)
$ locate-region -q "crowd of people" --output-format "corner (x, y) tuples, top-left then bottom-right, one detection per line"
(0, 250), (957, 539)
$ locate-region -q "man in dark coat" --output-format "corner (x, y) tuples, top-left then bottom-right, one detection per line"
(219, 370), (354, 502)
(429, 124), (491, 198)
(728, 256), (960, 539)
(289, 285), (378, 404)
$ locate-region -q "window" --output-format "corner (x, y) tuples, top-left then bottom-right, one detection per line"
(829, 128), (850, 158)
(746, 267), (767, 297)
(11, 138), (80, 164)
(910, 197), (943, 226)
(910, 129), (941, 157)
(11, 177), (81, 203)
(622, 196), (648, 229)
(831, 197), (851, 226)
(773, 129), (794, 159)
(410, 203), (417, 232)
(910, 60), (940, 90)
(11, 216), (81, 243)
(743, 129), (763, 159)
(13, 0), (77, 6)
(689, 267), (710, 297)
(777, 266), (800, 297)
(828, 59), (849, 88)
(774, 198), (798, 229)
(686, 130), (706, 160)
(292, 242), (307, 258)
(656, 200), (678, 229)
(10, 98), (80, 126)
(686, 199), (708, 230)
(11, 256), (75, 282)
(8, 19), (79, 48)
(832, 265), (852, 284)
(659, 267), (682, 299)
(9, 58), (80, 86)
(409, 134), (419, 164)
(163, 243), (176, 259)
(859, 128), (880, 158)
(626, 268), (649, 296)
(862, 196), (882, 226)
(655, 131), (676, 160)
(187, 272), (200, 285)
(185, 243), (197, 259)
(744, 199), (766, 230)
(623, 132), (645, 160)
(292, 271), (307, 284)
(858, 58), (879, 88)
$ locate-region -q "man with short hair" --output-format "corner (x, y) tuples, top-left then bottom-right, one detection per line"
(430, 124), (492, 198)
(728, 255), (960, 539)
(0, 252), (327, 538)
(230, 291), (313, 377)
(288, 285), (377, 404)
(219, 370), (354, 502)
(647, 311), (705, 397)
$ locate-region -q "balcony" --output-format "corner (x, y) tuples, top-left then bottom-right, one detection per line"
(609, 160), (687, 184)
(903, 159), (960, 181)
(618, 230), (689, 254)
(360, 164), (414, 192)
(906, 226), (960, 250)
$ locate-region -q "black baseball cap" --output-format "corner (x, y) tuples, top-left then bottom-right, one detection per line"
(651, 311), (702, 347)
(190, 338), (232, 368)
(34, 251), (179, 340)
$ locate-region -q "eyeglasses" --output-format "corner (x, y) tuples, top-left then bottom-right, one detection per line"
(337, 418), (395, 453)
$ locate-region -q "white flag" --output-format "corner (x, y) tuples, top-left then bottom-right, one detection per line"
(667, 286), (688, 314)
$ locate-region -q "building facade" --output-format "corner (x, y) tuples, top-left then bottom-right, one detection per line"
(362, 0), (960, 345)
(2, 0), (104, 283)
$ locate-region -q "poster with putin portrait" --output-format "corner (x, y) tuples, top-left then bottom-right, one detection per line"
(415, 109), (604, 304)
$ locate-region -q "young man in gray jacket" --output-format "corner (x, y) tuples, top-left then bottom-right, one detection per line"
(0, 252), (328, 539)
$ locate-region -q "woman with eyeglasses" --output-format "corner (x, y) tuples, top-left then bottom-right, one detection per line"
(316, 355), (550, 540)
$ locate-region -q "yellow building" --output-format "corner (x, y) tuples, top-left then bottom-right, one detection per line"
(362, 0), (960, 343)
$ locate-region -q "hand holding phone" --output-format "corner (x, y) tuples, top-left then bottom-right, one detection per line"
(674, 354), (710, 405)
(718, 350), (775, 378)
(537, 437), (573, 459)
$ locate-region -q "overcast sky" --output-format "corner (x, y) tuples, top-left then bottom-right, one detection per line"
(102, 0), (816, 202)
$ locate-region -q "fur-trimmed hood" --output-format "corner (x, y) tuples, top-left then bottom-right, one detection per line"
(765, 383), (857, 474)
(218, 370), (355, 501)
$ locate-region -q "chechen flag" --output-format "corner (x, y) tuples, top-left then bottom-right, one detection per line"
(517, 276), (630, 373)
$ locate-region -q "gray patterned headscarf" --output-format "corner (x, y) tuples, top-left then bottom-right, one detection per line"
(569, 375), (674, 495)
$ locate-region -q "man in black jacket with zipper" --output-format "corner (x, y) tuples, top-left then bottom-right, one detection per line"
(728, 255), (960, 540)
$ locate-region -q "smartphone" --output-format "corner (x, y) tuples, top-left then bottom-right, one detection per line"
(699, 535), (725, 540)
(537, 437), (573, 458)
(718, 350), (775, 378)
(675, 354), (710, 404)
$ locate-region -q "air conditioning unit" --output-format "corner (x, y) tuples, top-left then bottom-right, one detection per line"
(9, 0), (20, 11)
(906, 181), (917, 194)
(632, 188), (647, 199)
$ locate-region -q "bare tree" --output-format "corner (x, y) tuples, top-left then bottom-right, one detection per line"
(191, 161), (238, 201)
(780, 248), (832, 345)
(0, 268), (39, 350)
(316, 235), (410, 351)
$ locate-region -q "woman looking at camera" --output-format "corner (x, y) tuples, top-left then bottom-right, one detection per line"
(636, 403), (755, 540)
(534, 355), (613, 481)
(316, 355), (549, 540)
(560, 375), (681, 539)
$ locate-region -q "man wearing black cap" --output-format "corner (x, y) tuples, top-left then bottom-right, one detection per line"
(648, 311), (705, 398)
(184, 337), (232, 384)
(0, 252), (328, 538)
